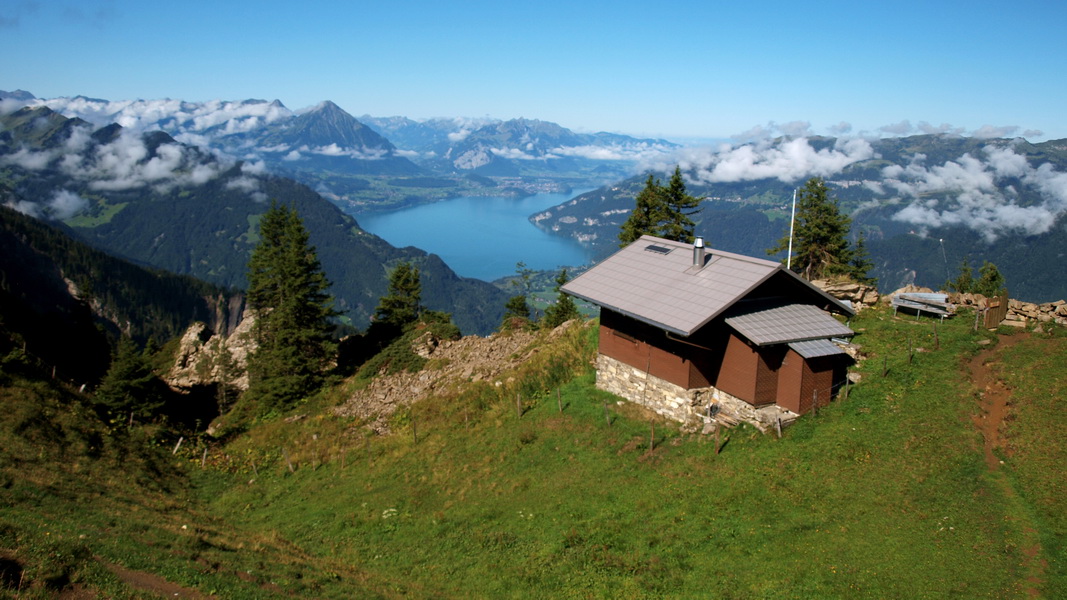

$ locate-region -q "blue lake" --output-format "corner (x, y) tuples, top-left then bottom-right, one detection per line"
(356, 190), (596, 281)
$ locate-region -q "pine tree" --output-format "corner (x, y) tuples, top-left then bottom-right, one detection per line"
(769, 177), (853, 280)
(619, 174), (664, 246)
(245, 202), (337, 413)
(94, 336), (165, 420)
(541, 269), (580, 329)
(501, 261), (534, 327)
(975, 261), (1007, 297)
(849, 232), (877, 285)
(375, 261), (422, 330)
(657, 166), (701, 243)
(619, 167), (702, 246)
(946, 256), (975, 293)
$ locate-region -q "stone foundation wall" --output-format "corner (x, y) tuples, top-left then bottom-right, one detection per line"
(595, 354), (790, 432)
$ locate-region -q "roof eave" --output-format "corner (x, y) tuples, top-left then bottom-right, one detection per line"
(561, 290), (691, 337)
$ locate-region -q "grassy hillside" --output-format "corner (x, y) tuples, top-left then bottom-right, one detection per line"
(2, 308), (1065, 598)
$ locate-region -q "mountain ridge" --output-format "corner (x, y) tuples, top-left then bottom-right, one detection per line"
(0, 106), (507, 335)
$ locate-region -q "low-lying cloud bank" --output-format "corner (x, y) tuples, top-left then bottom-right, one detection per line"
(1, 121), (266, 219)
(885, 146), (1067, 241)
(645, 135), (1066, 242)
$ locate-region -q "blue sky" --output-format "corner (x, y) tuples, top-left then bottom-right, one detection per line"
(3, 0), (1065, 142)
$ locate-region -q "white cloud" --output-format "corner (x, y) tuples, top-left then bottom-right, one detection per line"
(548, 142), (674, 162)
(447, 129), (472, 142)
(2, 147), (52, 170)
(884, 145), (1067, 241)
(917, 121), (965, 136)
(778, 121), (813, 137)
(306, 143), (388, 160)
(828, 122), (853, 136)
(971, 124), (1020, 139)
(667, 137), (875, 184)
(490, 147), (536, 160)
(47, 189), (88, 219)
(4, 199), (41, 218)
(879, 120), (914, 136)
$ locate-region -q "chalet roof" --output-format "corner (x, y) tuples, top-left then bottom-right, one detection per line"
(788, 338), (847, 359)
(724, 302), (854, 346)
(562, 235), (854, 337)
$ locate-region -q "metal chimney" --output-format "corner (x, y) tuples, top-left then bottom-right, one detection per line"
(693, 236), (706, 268)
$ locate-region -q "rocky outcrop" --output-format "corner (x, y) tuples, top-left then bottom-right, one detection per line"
(165, 311), (255, 392)
(333, 320), (588, 434)
(811, 279), (880, 309)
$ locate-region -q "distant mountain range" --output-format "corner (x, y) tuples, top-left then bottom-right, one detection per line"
(6, 89), (1067, 305)
(4, 91), (675, 213)
(0, 103), (507, 335)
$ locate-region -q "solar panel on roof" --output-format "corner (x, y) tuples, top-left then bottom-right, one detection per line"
(644, 244), (673, 254)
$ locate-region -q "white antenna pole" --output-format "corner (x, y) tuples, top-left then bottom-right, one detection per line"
(786, 188), (797, 270)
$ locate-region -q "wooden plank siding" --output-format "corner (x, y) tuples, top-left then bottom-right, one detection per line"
(599, 308), (848, 414)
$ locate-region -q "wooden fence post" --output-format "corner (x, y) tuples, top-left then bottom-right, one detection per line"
(557, 389), (562, 413)
(172, 436), (184, 455)
(283, 448), (294, 473)
(515, 393), (523, 419)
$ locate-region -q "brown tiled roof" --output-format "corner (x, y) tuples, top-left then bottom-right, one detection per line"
(562, 235), (853, 337)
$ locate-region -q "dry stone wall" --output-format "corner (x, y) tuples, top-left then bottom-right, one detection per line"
(595, 354), (788, 432)
(814, 278), (1067, 328)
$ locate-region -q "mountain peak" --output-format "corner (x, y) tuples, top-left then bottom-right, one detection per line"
(310, 100), (345, 115)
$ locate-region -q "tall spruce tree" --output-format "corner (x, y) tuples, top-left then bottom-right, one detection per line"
(619, 174), (664, 246)
(375, 261), (422, 330)
(619, 167), (702, 246)
(769, 177), (853, 280)
(849, 232), (877, 285)
(245, 202), (337, 413)
(94, 336), (166, 420)
(541, 269), (580, 329)
(658, 166), (701, 244)
(946, 257), (975, 293)
(975, 261), (1007, 297)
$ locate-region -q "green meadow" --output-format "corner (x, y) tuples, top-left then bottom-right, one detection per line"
(2, 305), (1064, 598)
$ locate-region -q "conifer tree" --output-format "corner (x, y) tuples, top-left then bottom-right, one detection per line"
(946, 256), (975, 293)
(619, 174), (664, 246)
(501, 261), (534, 327)
(375, 261), (422, 330)
(542, 269), (580, 329)
(975, 261), (1007, 297)
(849, 232), (877, 285)
(245, 201), (337, 413)
(658, 166), (701, 244)
(619, 167), (702, 246)
(94, 336), (165, 420)
(769, 177), (853, 280)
